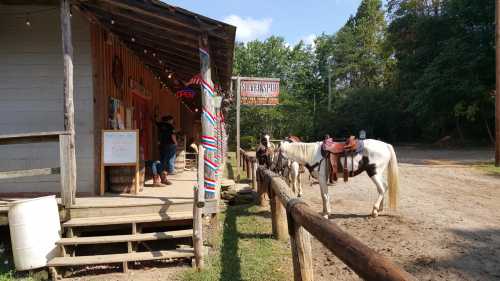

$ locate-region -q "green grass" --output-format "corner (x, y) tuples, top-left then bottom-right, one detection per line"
(225, 152), (248, 182)
(0, 231), (40, 281)
(474, 163), (500, 175)
(181, 205), (292, 281)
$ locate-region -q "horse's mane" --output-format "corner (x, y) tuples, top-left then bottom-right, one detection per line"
(281, 142), (321, 165)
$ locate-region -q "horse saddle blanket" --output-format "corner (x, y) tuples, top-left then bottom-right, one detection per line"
(322, 136), (364, 182)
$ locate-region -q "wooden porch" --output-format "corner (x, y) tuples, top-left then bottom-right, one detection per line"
(0, 170), (206, 225)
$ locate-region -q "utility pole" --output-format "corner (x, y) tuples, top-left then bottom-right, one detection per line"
(235, 77), (241, 178)
(496, 0), (500, 166)
(327, 56), (333, 112)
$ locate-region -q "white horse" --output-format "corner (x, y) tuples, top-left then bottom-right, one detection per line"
(273, 149), (303, 196)
(278, 139), (399, 218)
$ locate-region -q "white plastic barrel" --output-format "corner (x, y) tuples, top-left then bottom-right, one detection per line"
(8, 196), (61, 270)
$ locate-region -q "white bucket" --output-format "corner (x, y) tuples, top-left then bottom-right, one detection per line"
(8, 196), (61, 270)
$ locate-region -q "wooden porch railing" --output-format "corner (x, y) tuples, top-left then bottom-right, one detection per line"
(0, 131), (75, 207)
(238, 149), (416, 281)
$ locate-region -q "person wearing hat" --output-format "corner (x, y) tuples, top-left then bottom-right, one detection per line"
(155, 115), (177, 185)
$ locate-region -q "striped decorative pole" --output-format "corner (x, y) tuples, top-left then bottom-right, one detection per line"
(199, 36), (218, 199)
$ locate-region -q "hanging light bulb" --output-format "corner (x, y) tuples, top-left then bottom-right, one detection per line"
(144, 49), (147, 54)
(131, 37), (136, 42)
(168, 73), (173, 79)
(152, 53), (156, 57)
(110, 19), (115, 25)
(159, 60), (163, 64)
(25, 13), (31, 27)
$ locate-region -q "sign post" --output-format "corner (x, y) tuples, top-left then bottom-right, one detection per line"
(233, 77), (280, 180)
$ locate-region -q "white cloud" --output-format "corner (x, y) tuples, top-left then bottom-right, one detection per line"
(223, 15), (272, 43)
(301, 34), (317, 47)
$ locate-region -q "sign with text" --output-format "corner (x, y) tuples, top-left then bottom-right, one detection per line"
(102, 130), (138, 165)
(240, 78), (280, 105)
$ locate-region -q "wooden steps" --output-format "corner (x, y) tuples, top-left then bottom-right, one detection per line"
(69, 202), (193, 219)
(63, 212), (193, 227)
(48, 248), (194, 266)
(57, 229), (192, 245)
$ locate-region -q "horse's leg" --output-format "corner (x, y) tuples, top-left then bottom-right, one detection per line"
(370, 173), (386, 218)
(297, 168), (303, 197)
(319, 161), (330, 218)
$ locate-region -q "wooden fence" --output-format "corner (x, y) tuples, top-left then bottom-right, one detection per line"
(0, 131), (75, 207)
(239, 149), (416, 281)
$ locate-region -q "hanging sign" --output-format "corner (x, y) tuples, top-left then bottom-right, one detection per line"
(240, 77), (280, 105)
(176, 87), (196, 99)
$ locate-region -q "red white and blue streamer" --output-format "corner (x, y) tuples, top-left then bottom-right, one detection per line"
(204, 178), (217, 193)
(204, 157), (219, 171)
(202, 108), (217, 126)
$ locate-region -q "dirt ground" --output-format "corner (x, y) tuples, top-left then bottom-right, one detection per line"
(300, 146), (500, 281)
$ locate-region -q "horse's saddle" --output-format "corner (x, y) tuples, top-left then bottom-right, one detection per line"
(322, 136), (363, 182)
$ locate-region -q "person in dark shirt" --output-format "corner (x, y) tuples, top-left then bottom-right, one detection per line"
(156, 115), (177, 185)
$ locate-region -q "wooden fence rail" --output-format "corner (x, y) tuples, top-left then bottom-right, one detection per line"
(239, 149), (416, 281)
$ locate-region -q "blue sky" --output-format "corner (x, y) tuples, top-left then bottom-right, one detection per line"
(164, 0), (364, 45)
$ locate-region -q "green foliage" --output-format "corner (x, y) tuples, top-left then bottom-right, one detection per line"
(240, 135), (256, 150)
(230, 0), (494, 143)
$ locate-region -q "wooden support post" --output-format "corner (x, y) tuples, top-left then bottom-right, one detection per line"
(199, 32), (216, 200)
(270, 188), (288, 241)
(60, 0), (77, 207)
(289, 218), (314, 281)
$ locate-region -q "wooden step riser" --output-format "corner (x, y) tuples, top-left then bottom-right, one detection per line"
(57, 230), (193, 245)
(48, 249), (195, 266)
(69, 203), (192, 218)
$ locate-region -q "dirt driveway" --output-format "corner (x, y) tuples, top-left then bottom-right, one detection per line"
(300, 146), (500, 281)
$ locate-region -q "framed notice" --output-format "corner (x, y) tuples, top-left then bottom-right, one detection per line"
(240, 77), (280, 105)
(100, 130), (140, 195)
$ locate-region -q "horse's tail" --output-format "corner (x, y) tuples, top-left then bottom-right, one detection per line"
(387, 144), (400, 209)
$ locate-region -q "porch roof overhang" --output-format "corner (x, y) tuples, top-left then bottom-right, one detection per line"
(1, 0), (236, 97)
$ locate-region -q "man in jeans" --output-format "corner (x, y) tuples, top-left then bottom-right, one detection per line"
(156, 115), (177, 185)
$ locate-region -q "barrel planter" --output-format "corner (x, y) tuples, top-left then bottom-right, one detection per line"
(108, 164), (145, 193)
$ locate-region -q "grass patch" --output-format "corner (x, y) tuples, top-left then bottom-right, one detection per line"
(181, 204), (292, 281)
(474, 163), (500, 175)
(225, 152), (248, 182)
(0, 228), (40, 281)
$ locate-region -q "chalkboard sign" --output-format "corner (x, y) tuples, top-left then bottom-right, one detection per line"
(100, 130), (140, 195)
(103, 130), (138, 164)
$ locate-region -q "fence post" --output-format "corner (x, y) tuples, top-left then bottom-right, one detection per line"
(258, 169), (269, 207)
(193, 145), (205, 270)
(270, 187), (288, 241)
(246, 158), (251, 179)
(288, 201), (313, 281)
(252, 160), (258, 190)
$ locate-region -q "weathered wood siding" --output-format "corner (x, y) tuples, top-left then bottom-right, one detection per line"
(90, 22), (181, 186)
(0, 6), (94, 195)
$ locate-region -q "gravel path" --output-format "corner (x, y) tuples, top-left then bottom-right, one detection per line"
(300, 146), (500, 281)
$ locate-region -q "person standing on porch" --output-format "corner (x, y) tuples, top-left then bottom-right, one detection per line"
(156, 115), (177, 185)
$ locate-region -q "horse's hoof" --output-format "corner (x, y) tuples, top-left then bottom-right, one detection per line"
(371, 208), (379, 218)
(298, 192), (303, 197)
(322, 213), (329, 219)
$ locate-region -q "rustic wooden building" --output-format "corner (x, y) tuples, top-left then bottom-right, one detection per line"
(0, 1), (234, 274)
(0, 0), (235, 197)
